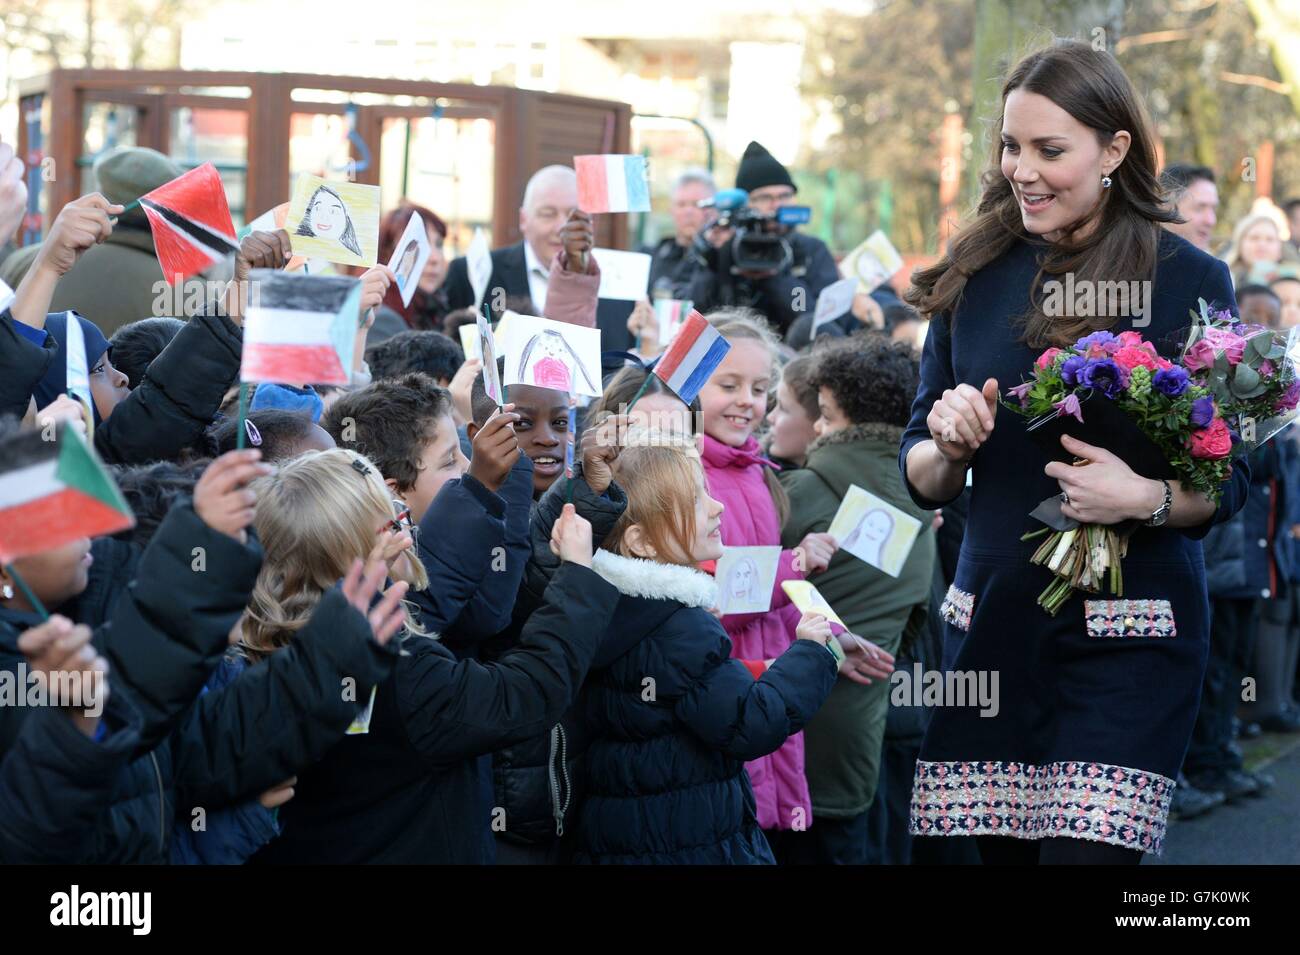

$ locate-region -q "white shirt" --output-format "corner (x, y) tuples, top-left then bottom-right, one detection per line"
(523, 242), (550, 313)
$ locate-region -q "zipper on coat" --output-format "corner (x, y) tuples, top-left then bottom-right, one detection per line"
(149, 751), (165, 851)
(547, 724), (572, 837)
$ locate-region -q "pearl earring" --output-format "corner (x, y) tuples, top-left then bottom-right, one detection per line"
(1101, 175), (1112, 189)
(1, 584), (13, 600)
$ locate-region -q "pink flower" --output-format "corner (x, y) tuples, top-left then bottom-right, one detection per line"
(1260, 359), (1276, 378)
(1187, 418), (1233, 460)
(1113, 345), (1159, 372)
(1035, 347), (1062, 371)
(1008, 382), (1033, 404)
(1054, 392), (1084, 423)
(1116, 331), (1144, 347)
(1184, 339), (1218, 372)
(1275, 380), (1300, 413)
(1203, 327), (1245, 365)
(1155, 356), (1174, 372)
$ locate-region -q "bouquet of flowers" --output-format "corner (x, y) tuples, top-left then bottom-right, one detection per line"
(1004, 309), (1298, 615)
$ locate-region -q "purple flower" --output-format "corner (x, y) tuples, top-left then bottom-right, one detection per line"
(1152, 366), (1190, 397)
(1008, 382), (1033, 404)
(1189, 396), (1216, 428)
(1075, 331), (1119, 355)
(1060, 355), (1088, 387)
(1079, 358), (1128, 399)
(1054, 392), (1084, 423)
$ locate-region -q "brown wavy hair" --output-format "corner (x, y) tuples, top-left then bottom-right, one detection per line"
(905, 39), (1176, 349)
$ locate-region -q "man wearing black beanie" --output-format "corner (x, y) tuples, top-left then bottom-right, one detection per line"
(686, 141), (838, 337)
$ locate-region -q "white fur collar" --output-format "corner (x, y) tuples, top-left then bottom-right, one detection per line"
(591, 550), (718, 609)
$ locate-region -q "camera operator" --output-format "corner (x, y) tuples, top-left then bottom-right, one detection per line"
(646, 168), (716, 300)
(685, 141), (838, 337)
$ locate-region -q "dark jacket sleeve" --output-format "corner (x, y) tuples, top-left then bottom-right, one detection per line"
(0, 309), (58, 420)
(898, 310), (962, 510)
(757, 235), (839, 335)
(0, 692), (142, 864)
(406, 472), (508, 636)
(99, 501), (262, 753)
(447, 452), (535, 642)
(95, 310), (243, 465)
(170, 798), (279, 865)
(443, 255), (473, 311)
(169, 587), (400, 808)
(398, 561), (618, 764)
(522, 464), (628, 607)
(673, 631), (837, 762)
(1178, 257), (1250, 541)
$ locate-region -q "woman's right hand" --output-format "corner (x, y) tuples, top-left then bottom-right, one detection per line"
(927, 377), (999, 464)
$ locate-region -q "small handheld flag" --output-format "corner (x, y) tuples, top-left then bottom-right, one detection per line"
(63, 311), (95, 439)
(0, 422), (134, 563)
(241, 270), (362, 386)
(575, 155), (651, 214)
(651, 309), (731, 405)
(139, 162), (239, 285)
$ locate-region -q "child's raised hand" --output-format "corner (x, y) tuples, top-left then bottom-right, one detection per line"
(234, 229), (293, 283)
(467, 403), (520, 492)
(626, 300), (659, 356)
(449, 357), (482, 426)
(17, 615), (110, 735)
(34, 395), (88, 439)
(193, 449), (273, 544)
(795, 532), (838, 575)
(36, 193), (122, 277)
(579, 413), (627, 494)
(836, 632), (895, 685)
(549, 503), (594, 567)
(794, 611), (833, 645)
(358, 265), (395, 321)
(0, 138), (26, 247)
(258, 777), (296, 810)
(340, 556), (410, 647)
(560, 210), (594, 268)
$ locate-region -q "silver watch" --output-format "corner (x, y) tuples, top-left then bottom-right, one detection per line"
(1145, 480), (1173, 527)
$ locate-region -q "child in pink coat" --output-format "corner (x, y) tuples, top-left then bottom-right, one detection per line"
(697, 310), (839, 844)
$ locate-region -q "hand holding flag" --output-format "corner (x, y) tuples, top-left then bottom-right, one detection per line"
(33, 193), (122, 277)
(192, 449), (273, 545)
(224, 228), (293, 325)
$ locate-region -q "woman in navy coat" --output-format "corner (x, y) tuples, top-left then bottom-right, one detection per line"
(898, 41), (1249, 864)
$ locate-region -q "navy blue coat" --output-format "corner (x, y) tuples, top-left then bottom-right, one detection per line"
(575, 550), (838, 864)
(899, 229), (1249, 855)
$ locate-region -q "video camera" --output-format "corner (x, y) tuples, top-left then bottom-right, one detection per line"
(698, 188), (812, 275)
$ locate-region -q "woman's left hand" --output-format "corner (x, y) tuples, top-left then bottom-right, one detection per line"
(1045, 434), (1162, 525)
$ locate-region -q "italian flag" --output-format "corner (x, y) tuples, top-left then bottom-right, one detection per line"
(0, 424), (134, 562)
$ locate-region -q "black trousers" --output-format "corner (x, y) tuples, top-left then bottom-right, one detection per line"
(1185, 597), (1260, 778)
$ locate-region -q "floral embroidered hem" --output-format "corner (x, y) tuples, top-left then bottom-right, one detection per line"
(910, 759), (1175, 854)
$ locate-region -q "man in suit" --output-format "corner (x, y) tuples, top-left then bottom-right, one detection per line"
(445, 165), (633, 353)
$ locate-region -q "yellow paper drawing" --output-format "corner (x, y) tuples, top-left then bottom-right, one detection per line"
(827, 484), (922, 578)
(287, 174), (380, 268)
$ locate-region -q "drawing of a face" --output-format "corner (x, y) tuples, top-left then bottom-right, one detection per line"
(296, 184), (362, 257)
(308, 192), (346, 238)
(844, 508), (895, 567)
(729, 557), (758, 601)
(397, 240), (419, 290)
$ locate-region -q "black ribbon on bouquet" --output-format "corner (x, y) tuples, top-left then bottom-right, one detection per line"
(1023, 387), (1178, 536)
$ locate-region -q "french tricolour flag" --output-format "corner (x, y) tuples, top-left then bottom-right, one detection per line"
(575, 154), (651, 214)
(652, 309), (731, 405)
(241, 270), (361, 386)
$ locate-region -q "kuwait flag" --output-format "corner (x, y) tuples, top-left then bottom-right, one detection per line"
(140, 162), (239, 285)
(575, 154), (651, 214)
(0, 423), (134, 563)
(241, 269), (361, 386)
(652, 309), (731, 405)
